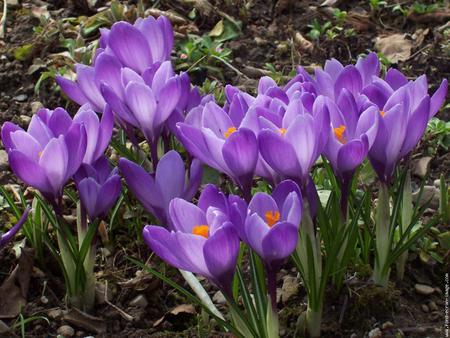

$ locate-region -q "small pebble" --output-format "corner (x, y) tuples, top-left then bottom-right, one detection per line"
(414, 283), (435, 295)
(30, 101), (43, 114)
(19, 115), (31, 125)
(428, 301), (438, 311)
(421, 304), (429, 312)
(368, 327), (382, 338)
(48, 308), (62, 319)
(0, 150), (8, 171)
(129, 294), (148, 308)
(57, 325), (75, 337)
(13, 94), (28, 102)
(382, 321), (394, 330)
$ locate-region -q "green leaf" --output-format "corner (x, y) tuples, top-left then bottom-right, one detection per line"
(14, 44), (34, 61)
(438, 231), (450, 249)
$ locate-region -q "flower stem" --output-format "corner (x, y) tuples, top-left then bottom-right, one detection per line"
(373, 182), (391, 287)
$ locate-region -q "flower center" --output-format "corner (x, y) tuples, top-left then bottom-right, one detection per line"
(38, 151), (43, 158)
(192, 225), (209, 238)
(265, 211), (280, 227)
(279, 128), (287, 136)
(380, 110), (385, 117)
(224, 127), (237, 138)
(333, 125), (346, 144)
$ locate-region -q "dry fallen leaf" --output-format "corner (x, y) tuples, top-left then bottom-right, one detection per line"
(153, 304), (197, 327)
(63, 308), (107, 334)
(293, 32), (314, 53)
(0, 248), (34, 318)
(375, 34), (413, 63)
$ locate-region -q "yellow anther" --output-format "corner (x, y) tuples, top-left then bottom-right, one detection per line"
(265, 211), (280, 227)
(380, 110), (385, 117)
(224, 127), (237, 138)
(279, 128), (287, 136)
(38, 151), (43, 158)
(192, 225), (209, 238)
(333, 125), (347, 144)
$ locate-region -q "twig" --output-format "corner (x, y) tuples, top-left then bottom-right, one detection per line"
(0, 0), (7, 39)
(104, 280), (134, 322)
(211, 55), (250, 79)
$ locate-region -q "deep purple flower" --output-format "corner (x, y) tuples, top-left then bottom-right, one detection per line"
(100, 61), (183, 145)
(258, 97), (330, 188)
(143, 184), (240, 295)
(234, 180), (302, 268)
(119, 150), (203, 225)
(98, 15), (173, 74)
(1, 112), (86, 201)
(366, 75), (448, 183)
(74, 156), (121, 220)
(312, 52), (381, 100)
(0, 207), (31, 249)
(56, 16), (174, 112)
(321, 91), (379, 180)
(177, 100), (258, 198)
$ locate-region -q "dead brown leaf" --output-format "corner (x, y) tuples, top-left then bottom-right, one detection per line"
(375, 34), (413, 63)
(153, 304), (197, 327)
(0, 248), (34, 319)
(408, 10), (450, 24)
(412, 28), (430, 48)
(347, 10), (373, 31)
(293, 32), (314, 53)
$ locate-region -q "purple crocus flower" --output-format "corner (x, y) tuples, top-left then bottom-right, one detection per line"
(177, 100), (258, 199)
(366, 75), (448, 183)
(257, 97), (330, 188)
(100, 61), (183, 152)
(56, 15), (174, 112)
(1, 113), (86, 202)
(143, 184), (240, 295)
(0, 207), (31, 249)
(74, 156), (121, 220)
(119, 150), (203, 226)
(311, 52), (381, 100)
(236, 180), (302, 267)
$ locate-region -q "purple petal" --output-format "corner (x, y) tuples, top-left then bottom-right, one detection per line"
(94, 52), (124, 100)
(76, 64), (105, 111)
(198, 184), (228, 213)
(48, 108), (72, 136)
(96, 174), (121, 217)
(355, 52), (380, 87)
(337, 138), (368, 174)
(183, 159), (203, 201)
(101, 83), (139, 126)
(39, 137), (69, 195)
(258, 130), (302, 178)
(157, 16), (174, 60)
(1, 122), (22, 151)
(154, 77), (181, 127)
(202, 102), (234, 138)
(118, 158), (163, 214)
(10, 130), (41, 162)
(248, 192), (278, 220)
(56, 76), (90, 107)
(262, 222), (298, 263)
(385, 68), (408, 90)
(334, 65), (363, 98)
(222, 128), (258, 181)
(135, 16), (165, 62)
(399, 95), (430, 158)
(258, 76), (277, 94)
(78, 177), (100, 219)
(169, 198), (207, 233)
(27, 115), (53, 148)
(429, 79), (448, 118)
(245, 213), (270, 257)
(324, 58), (344, 82)
(0, 207), (31, 248)
(156, 150), (185, 208)
(125, 82), (157, 138)
(108, 22), (152, 73)
(203, 224), (240, 292)
(8, 150), (51, 194)
(65, 123), (87, 177)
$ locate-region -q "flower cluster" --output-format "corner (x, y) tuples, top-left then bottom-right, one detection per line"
(0, 14), (447, 337)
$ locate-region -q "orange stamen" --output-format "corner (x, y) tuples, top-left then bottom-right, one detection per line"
(265, 211), (280, 227)
(380, 110), (385, 117)
(192, 225), (209, 238)
(333, 125), (346, 144)
(279, 128), (287, 136)
(224, 127), (237, 138)
(38, 151), (43, 158)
